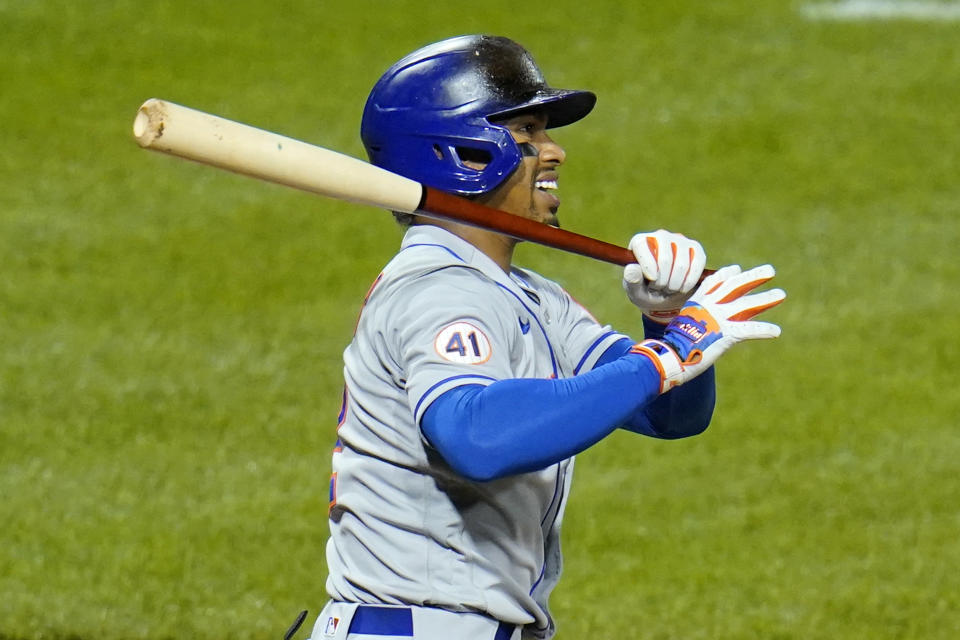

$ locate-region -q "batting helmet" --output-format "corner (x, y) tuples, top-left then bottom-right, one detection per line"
(360, 35), (596, 196)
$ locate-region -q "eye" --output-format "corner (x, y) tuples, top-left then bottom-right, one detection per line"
(514, 120), (539, 137)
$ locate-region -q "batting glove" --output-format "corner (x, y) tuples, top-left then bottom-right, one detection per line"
(630, 264), (786, 393)
(623, 230), (707, 323)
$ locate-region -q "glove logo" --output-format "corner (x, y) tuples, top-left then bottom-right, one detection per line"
(434, 322), (493, 364)
(675, 320), (706, 342)
(673, 304), (721, 344)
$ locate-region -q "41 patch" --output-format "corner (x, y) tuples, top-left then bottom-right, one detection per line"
(434, 322), (492, 364)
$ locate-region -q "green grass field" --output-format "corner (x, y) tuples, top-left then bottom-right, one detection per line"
(2, 1), (958, 638)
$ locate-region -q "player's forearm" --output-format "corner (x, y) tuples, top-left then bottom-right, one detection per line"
(594, 333), (715, 438)
(420, 356), (663, 481)
(637, 366), (715, 438)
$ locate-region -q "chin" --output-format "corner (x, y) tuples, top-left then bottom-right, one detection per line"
(526, 199), (560, 227)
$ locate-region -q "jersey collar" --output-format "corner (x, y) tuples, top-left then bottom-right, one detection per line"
(401, 224), (534, 298)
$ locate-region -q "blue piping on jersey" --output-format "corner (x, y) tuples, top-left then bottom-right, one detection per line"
(533, 459), (569, 599)
(510, 273), (542, 306)
(529, 561), (547, 595)
(573, 330), (618, 375)
(337, 385), (348, 426)
(495, 283), (558, 377)
(413, 373), (498, 420)
(540, 462), (564, 526)
(400, 243), (465, 262)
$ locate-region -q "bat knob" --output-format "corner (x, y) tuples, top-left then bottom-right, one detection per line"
(133, 99), (166, 148)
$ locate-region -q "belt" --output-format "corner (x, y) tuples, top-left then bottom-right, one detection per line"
(349, 605), (515, 639)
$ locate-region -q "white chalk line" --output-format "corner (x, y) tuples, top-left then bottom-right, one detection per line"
(801, 0), (960, 20)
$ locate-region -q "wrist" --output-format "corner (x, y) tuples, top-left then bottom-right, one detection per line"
(637, 306), (682, 325)
(642, 312), (674, 333)
(628, 339), (685, 393)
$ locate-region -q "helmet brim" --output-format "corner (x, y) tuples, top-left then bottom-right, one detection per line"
(487, 88), (597, 129)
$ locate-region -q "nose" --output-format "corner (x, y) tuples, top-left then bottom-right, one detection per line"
(536, 133), (565, 166)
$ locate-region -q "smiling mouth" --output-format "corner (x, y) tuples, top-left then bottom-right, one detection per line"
(535, 177), (560, 212)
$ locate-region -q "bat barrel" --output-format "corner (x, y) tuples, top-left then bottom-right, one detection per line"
(133, 98), (424, 213)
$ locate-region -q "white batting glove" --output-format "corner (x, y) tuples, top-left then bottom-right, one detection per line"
(622, 230), (707, 323)
(630, 264), (786, 393)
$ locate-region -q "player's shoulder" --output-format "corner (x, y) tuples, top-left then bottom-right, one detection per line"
(364, 244), (495, 315)
(510, 266), (600, 323)
(381, 243), (487, 287)
(510, 266), (568, 299)
(377, 226), (502, 291)
(384, 242), (468, 277)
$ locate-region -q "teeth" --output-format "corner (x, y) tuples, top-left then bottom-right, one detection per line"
(536, 180), (558, 191)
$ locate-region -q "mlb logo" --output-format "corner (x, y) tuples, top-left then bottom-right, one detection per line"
(323, 616), (340, 637)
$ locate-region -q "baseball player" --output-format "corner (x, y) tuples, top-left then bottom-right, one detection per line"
(307, 35), (785, 640)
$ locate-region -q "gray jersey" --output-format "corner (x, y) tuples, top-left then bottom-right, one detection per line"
(326, 225), (628, 638)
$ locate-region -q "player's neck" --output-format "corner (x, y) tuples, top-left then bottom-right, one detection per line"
(413, 218), (516, 272)
(465, 227), (517, 271)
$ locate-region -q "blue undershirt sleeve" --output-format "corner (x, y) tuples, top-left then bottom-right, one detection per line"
(593, 320), (716, 438)
(421, 327), (716, 481)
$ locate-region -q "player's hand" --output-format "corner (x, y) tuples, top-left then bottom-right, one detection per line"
(630, 264), (786, 393)
(622, 230), (707, 323)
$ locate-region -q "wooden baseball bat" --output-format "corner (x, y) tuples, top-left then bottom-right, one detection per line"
(132, 98), (711, 274)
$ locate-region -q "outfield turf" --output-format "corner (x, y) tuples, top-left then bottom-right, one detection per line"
(1, 1), (958, 638)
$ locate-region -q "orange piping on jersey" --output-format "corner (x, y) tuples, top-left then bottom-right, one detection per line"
(565, 288), (599, 323)
(328, 471), (338, 514)
(352, 272), (384, 335)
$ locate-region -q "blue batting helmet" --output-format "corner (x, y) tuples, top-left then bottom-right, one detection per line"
(360, 35), (596, 196)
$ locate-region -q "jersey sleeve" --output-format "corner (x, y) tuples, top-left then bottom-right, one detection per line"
(544, 277), (632, 375)
(389, 266), (517, 425)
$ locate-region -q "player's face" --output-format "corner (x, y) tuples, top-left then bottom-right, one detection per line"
(477, 112), (567, 228)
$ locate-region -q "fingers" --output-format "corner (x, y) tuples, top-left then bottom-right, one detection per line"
(726, 320), (782, 340)
(682, 243), (707, 293)
(653, 234), (674, 290)
(717, 264), (776, 303)
(695, 263), (785, 326)
(726, 287), (786, 321)
(622, 263), (646, 285)
(699, 264), (775, 304)
(628, 230), (706, 293)
(663, 236), (704, 294)
(695, 264), (741, 297)
(628, 233), (661, 282)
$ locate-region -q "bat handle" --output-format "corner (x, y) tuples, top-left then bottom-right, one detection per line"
(418, 187), (716, 283)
